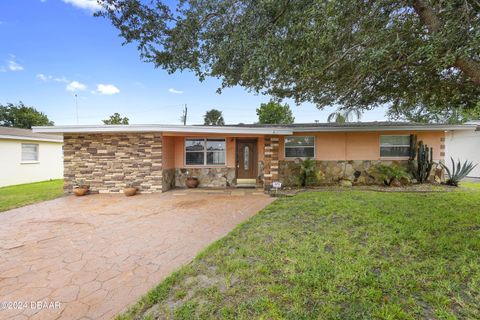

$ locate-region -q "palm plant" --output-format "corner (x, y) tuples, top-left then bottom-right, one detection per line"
(203, 109), (225, 126)
(441, 157), (478, 186)
(298, 158), (317, 187)
(327, 108), (362, 123)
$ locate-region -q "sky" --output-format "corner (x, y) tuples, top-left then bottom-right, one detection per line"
(0, 0), (388, 125)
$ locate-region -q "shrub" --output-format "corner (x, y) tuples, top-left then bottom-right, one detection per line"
(298, 158), (321, 187)
(441, 157), (478, 186)
(377, 164), (410, 186)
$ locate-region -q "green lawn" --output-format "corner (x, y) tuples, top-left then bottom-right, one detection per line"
(0, 179), (64, 212)
(119, 186), (480, 320)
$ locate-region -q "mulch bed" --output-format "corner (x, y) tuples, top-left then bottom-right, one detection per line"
(270, 183), (468, 197)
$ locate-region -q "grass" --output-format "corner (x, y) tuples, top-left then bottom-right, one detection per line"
(0, 179), (64, 212)
(120, 185), (480, 320)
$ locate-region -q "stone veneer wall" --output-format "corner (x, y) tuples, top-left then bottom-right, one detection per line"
(175, 168), (236, 188)
(278, 160), (444, 186)
(263, 136), (279, 190)
(162, 168), (176, 191)
(63, 133), (163, 193)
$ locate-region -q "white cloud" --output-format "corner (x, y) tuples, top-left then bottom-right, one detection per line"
(62, 0), (101, 11)
(8, 57), (23, 71)
(168, 88), (183, 94)
(96, 84), (120, 95)
(36, 73), (52, 81)
(66, 81), (87, 92)
(37, 74), (69, 83)
(53, 76), (69, 83)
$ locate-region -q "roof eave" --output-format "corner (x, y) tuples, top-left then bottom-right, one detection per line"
(0, 134), (63, 143)
(292, 125), (478, 132)
(32, 125), (293, 135)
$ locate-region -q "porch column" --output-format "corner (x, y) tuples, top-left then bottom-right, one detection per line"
(263, 136), (279, 190)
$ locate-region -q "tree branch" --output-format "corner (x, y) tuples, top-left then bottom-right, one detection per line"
(412, 0), (480, 85)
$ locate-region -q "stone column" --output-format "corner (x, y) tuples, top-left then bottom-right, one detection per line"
(263, 135), (279, 190)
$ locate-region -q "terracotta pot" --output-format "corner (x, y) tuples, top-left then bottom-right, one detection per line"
(124, 187), (137, 197)
(185, 177), (199, 188)
(73, 187), (88, 196)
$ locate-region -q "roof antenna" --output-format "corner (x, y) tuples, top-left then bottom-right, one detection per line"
(75, 94), (79, 125)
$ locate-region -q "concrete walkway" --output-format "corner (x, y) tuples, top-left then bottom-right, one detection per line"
(0, 190), (272, 319)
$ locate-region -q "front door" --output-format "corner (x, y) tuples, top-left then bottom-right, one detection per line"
(236, 140), (257, 180)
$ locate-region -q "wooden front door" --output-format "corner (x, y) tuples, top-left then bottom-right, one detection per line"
(236, 140), (257, 179)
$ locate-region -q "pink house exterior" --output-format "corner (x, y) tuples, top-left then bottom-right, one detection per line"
(33, 122), (477, 193)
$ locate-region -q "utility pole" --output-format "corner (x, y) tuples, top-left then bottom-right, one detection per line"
(183, 104), (188, 126)
(75, 94), (79, 124)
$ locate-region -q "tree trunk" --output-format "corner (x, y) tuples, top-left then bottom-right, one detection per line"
(412, 0), (480, 85)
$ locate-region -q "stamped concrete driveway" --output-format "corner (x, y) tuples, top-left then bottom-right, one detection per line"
(0, 190), (273, 320)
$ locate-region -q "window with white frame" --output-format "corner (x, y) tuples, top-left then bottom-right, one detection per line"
(21, 143), (39, 162)
(380, 135), (411, 157)
(284, 136), (315, 158)
(185, 138), (226, 165)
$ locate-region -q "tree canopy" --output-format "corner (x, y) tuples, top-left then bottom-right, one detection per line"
(102, 112), (129, 125)
(256, 101), (295, 124)
(99, 0), (480, 122)
(203, 109), (225, 125)
(0, 102), (54, 129)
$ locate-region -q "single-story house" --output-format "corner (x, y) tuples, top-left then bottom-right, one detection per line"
(445, 121), (480, 178)
(32, 122), (477, 193)
(0, 127), (63, 187)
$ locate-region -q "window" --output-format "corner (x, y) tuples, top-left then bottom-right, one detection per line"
(380, 135), (410, 157)
(21, 143), (39, 162)
(185, 138), (226, 165)
(285, 136), (315, 158)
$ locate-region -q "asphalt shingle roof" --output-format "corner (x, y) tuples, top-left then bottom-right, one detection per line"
(0, 126), (63, 142)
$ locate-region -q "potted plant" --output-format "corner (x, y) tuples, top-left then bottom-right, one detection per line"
(72, 179), (89, 196)
(185, 171), (199, 188)
(124, 183), (137, 196)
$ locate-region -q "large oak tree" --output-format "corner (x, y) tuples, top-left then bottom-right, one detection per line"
(98, 0), (480, 122)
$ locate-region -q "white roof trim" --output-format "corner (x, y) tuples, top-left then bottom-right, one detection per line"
(0, 134), (63, 143)
(292, 124), (478, 132)
(32, 123), (477, 135)
(32, 124), (293, 135)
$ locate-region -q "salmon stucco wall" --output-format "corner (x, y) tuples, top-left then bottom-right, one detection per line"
(162, 135), (176, 170)
(278, 131), (445, 161)
(161, 136), (176, 191)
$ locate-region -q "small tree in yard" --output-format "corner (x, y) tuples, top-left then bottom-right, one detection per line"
(256, 101), (294, 124)
(102, 113), (129, 125)
(0, 102), (54, 128)
(203, 109), (225, 126)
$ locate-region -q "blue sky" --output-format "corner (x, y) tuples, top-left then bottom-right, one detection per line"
(0, 0), (388, 125)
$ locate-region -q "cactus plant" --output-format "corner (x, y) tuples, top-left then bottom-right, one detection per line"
(409, 134), (417, 160)
(408, 139), (434, 184)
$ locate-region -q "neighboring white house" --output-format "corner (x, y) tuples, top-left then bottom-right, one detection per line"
(445, 121), (480, 178)
(0, 127), (63, 187)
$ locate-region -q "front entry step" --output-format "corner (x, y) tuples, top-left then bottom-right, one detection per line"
(236, 178), (257, 188)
